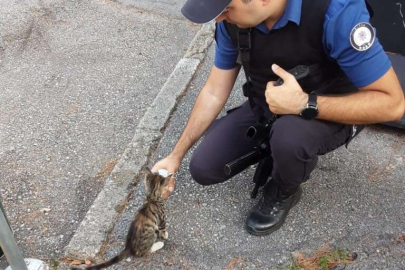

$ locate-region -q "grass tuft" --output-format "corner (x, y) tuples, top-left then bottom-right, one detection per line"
(284, 244), (356, 270)
(49, 258), (60, 269)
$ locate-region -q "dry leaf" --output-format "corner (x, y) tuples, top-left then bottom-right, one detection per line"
(61, 257), (74, 263)
(85, 259), (92, 265)
(164, 257), (175, 266)
(70, 260), (83, 265)
(226, 257), (244, 270)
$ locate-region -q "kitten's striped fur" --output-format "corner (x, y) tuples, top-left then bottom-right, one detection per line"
(71, 168), (171, 270)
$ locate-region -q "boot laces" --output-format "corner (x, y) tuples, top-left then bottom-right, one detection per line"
(258, 182), (285, 215)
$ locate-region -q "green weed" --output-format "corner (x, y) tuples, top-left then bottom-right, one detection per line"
(285, 245), (355, 270)
(49, 258), (60, 269)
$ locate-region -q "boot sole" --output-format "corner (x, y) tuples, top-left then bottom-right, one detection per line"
(245, 187), (302, 236)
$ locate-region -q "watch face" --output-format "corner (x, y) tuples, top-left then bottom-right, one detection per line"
(301, 107), (318, 119)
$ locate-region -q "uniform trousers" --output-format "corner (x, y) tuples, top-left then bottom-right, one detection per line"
(189, 101), (359, 190)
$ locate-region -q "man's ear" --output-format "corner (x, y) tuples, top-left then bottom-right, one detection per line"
(262, 0), (271, 6)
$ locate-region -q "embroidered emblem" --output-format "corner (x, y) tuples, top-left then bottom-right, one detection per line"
(350, 23), (375, 51)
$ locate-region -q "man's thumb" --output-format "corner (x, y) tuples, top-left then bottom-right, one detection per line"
(272, 64), (288, 79)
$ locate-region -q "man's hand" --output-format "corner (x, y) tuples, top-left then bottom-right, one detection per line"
(265, 64), (308, 115)
(151, 154), (181, 198)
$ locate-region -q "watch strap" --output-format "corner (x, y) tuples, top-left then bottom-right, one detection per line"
(308, 93), (317, 108)
(300, 92), (319, 120)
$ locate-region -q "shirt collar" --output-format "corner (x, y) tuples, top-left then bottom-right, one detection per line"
(255, 0), (302, 34)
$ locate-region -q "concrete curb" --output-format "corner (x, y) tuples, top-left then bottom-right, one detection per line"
(0, 34), (5, 50)
(64, 22), (215, 260)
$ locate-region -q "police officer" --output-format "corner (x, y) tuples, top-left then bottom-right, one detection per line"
(152, 0), (405, 236)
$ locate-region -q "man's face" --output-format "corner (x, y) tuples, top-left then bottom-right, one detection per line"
(215, 0), (268, 28)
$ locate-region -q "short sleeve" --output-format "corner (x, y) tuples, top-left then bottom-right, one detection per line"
(323, 0), (391, 87)
(214, 22), (239, 70)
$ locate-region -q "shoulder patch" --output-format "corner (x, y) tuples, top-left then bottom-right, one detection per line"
(350, 22), (375, 51)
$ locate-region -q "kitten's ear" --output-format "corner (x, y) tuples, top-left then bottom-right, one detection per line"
(144, 167), (154, 177)
(144, 176), (151, 194)
(144, 167), (154, 194)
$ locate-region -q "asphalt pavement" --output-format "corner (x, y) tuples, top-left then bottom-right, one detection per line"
(0, 0), (198, 264)
(95, 44), (404, 269)
(1, 0), (404, 269)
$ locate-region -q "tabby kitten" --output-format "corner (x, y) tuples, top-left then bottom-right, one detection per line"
(71, 168), (171, 270)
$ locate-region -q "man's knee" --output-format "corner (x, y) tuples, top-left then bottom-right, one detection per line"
(189, 156), (225, 186)
(189, 162), (211, 186)
(189, 159), (213, 186)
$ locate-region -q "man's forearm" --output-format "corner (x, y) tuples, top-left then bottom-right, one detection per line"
(317, 90), (405, 125)
(267, 65), (404, 124)
(170, 86), (230, 161)
(316, 67), (405, 124)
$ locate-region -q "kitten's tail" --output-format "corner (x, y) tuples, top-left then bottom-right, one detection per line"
(70, 249), (130, 270)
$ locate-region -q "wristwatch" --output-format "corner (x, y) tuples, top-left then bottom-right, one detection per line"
(300, 93), (318, 120)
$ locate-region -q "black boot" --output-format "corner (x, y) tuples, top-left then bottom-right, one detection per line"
(245, 179), (302, 236)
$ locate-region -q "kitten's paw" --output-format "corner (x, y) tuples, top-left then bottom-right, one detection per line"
(162, 231), (169, 240)
(151, 241), (164, 253)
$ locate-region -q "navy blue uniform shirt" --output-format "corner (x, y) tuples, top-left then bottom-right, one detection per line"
(214, 0), (391, 88)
